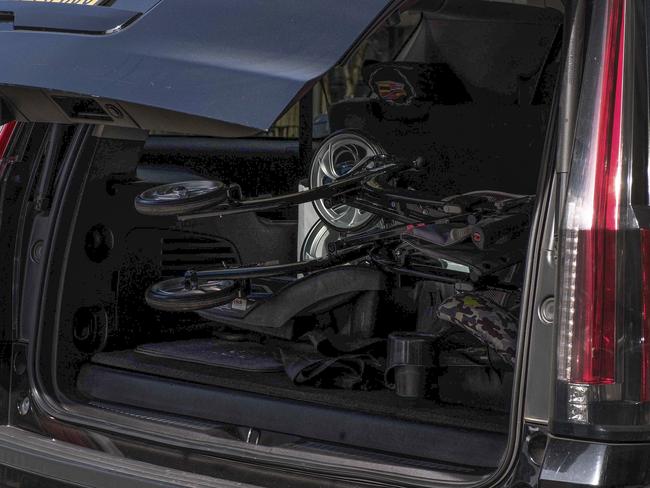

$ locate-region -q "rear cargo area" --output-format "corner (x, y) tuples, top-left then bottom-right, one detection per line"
(39, 0), (562, 474)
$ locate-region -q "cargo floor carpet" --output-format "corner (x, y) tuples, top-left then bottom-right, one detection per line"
(86, 347), (509, 434)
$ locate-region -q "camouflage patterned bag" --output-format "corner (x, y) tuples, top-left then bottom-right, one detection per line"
(436, 293), (518, 366)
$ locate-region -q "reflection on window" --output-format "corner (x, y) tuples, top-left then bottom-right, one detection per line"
(266, 11), (420, 139)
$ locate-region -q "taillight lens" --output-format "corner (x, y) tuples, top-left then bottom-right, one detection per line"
(552, 0), (650, 440)
(0, 121), (16, 176)
(558, 0), (625, 388)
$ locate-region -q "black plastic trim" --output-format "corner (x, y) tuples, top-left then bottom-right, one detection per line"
(540, 435), (650, 487)
(0, 426), (250, 488)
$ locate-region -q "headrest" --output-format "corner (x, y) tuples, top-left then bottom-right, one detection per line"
(362, 62), (471, 106)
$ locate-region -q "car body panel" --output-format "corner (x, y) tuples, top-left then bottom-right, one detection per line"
(0, 0), (395, 136)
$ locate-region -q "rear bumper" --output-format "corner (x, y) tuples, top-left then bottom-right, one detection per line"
(540, 435), (650, 487)
(0, 426), (248, 488)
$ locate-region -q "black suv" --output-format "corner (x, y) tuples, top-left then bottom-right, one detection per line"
(0, 0), (646, 487)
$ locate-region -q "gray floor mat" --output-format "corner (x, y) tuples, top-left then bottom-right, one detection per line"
(90, 348), (509, 434)
(137, 339), (284, 372)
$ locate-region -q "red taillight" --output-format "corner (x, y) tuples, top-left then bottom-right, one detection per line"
(559, 0), (625, 388)
(553, 0), (640, 434)
(568, 0), (625, 385)
(554, 1), (650, 439)
(0, 121), (16, 158)
(570, 228), (618, 384)
(0, 121), (17, 178)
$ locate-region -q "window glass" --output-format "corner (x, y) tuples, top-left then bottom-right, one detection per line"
(266, 9), (420, 139)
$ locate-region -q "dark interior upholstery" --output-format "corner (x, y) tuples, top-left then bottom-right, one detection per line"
(329, 0), (561, 196)
(330, 104), (548, 195)
(401, 0), (562, 103)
